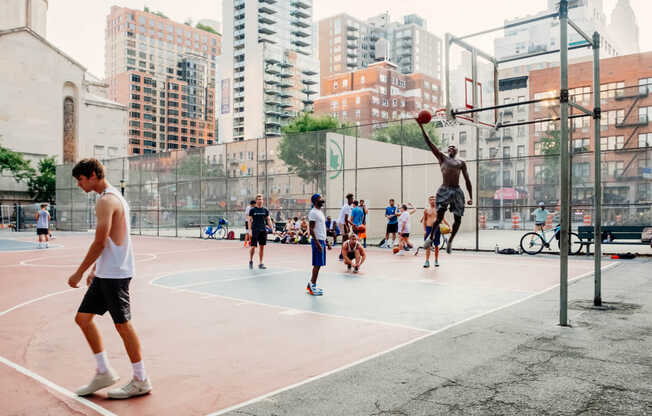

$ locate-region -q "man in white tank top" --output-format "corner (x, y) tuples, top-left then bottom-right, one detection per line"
(69, 158), (151, 399)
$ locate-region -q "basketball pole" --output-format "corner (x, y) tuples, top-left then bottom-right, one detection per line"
(559, 0), (570, 327)
(592, 31), (602, 306)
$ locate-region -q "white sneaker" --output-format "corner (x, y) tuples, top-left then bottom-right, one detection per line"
(75, 368), (119, 396)
(107, 377), (152, 399)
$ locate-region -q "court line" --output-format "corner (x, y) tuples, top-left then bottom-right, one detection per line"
(172, 270), (291, 289)
(205, 261), (621, 416)
(18, 253), (157, 268)
(0, 289), (77, 318)
(0, 356), (117, 416)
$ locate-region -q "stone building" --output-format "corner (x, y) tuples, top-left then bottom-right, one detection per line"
(0, 0), (127, 203)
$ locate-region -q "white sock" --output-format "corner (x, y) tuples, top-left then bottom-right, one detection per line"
(94, 351), (109, 374)
(132, 360), (147, 381)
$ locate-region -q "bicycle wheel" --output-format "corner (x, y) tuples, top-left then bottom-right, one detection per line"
(520, 232), (545, 255)
(216, 226), (227, 240)
(558, 231), (583, 255)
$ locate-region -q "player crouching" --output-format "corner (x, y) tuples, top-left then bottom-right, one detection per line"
(342, 233), (366, 273)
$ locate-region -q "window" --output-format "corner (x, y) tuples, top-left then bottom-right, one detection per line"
(639, 78), (652, 94)
(372, 96), (379, 105)
(355, 109), (360, 119)
(342, 79), (348, 88)
(379, 73), (387, 82)
(517, 145), (525, 157)
(459, 131), (467, 144)
(360, 76), (365, 84)
(459, 150), (467, 158)
(639, 133), (651, 148)
(573, 138), (590, 152)
(379, 86), (386, 95)
(333, 80), (338, 89)
(356, 96), (361, 105)
(382, 98), (388, 107)
(600, 136), (624, 150)
(371, 108), (379, 117)
(331, 100), (338, 110)
(639, 106), (652, 123)
(489, 147), (498, 158)
(573, 162), (590, 178)
(503, 146), (510, 158)
(517, 96), (525, 112)
(342, 99), (347, 108)
(517, 170), (525, 186)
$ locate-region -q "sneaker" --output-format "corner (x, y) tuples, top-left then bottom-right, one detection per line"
(75, 368), (119, 396)
(380, 243), (386, 248)
(259, 264), (267, 270)
(347, 264), (352, 271)
(107, 377), (152, 399)
(249, 261), (253, 270)
(423, 238), (433, 249)
(306, 283), (323, 296)
(353, 266), (359, 273)
(423, 260), (430, 268)
(435, 260), (439, 267)
(45, 243), (49, 248)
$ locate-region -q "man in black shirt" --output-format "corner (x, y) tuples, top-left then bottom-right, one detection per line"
(248, 194), (274, 269)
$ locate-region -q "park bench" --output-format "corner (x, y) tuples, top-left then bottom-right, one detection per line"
(577, 225), (651, 254)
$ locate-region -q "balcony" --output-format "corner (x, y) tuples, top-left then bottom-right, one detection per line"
(279, 70), (293, 78)
(234, 61), (245, 71)
(278, 90), (293, 98)
(292, 38), (310, 48)
(302, 68), (317, 76)
(264, 96), (282, 106)
(291, 0), (311, 8)
(265, 117), (282, 127)
(279, 60), (293, 68)
(292, 28), (311, 38)
(259, 36), (277, 44)
(291, 19), (310, 28)
(234, 39), (245, 49)
(234, 12), (245, 21)
(347, 50), (358, 58)
(279, 99), (293, 108)
(259, 15), (276, 25)
(264, 65), (280, 75)
(259, 24), (277, 35)
(259, 5), (277, 14)
(279, 79), (293, 88)
(347, 23), (358, 31)
(264, 76), (279, 85)
(302, 87), (317, 95)
(234, 29), (245, 38)
(280, 110), (297, 118)
(265, 86), (281, 95)
(302, 78), (317, 85)
(264, 55), (281, 65)
(259, 0), (277, 4)
(290, 9), (310, 19)
(265, 107), (283, 116)
(346, 61), (357, 68)
(347, 32), (359, 41)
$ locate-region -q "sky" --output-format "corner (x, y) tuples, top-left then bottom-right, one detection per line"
(46, 0), (652, 78)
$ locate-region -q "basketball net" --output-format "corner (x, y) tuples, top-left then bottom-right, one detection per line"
(432, 108), (459, 128)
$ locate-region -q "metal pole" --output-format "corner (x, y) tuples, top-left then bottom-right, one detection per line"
(175, 152), (178, 238)
(199, 148), (203, 238)
(445, 34), (452, 114)
(472, 48), (479, 251)
(400, 120), (404, 204)
(500, 112), (505, 229)
(592, 31), (602, 306)
(559, 0), (570, 326)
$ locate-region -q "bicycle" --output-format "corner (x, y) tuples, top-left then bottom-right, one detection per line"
(203, 218), (229, 240)
(520, 224), (582, 255)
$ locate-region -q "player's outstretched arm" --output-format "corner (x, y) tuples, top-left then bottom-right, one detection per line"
(461, 162), (473, 205)
(416, 121), (444, 163)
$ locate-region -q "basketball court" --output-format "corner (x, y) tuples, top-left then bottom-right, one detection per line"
(0, 232), (615, 415)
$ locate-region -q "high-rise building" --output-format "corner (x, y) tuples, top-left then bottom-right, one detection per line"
(494, 0), (639, 64)
(216, 0), (320, 142)
(318, 13), (442, 81)
(105, 6), (221, 155)
(314, 61), (441, 126)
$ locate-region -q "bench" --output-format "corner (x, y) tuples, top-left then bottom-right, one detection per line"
(577, 225), (650, 254)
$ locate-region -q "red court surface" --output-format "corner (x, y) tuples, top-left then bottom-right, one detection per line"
(0, 233), (610, 416)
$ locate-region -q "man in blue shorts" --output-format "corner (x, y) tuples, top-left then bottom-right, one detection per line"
(308, 194), (327, 296)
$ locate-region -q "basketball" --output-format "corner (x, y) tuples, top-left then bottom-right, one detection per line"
(417, 110), (431, 124)
(392, 246), (400, 254)
(356, 224), (366, 234)
(439, 224), (451, 235)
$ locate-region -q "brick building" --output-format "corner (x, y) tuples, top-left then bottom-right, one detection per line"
(528, 52), (652, 222)
(314, 61), (441, 126)
(105, 6), (221, 155)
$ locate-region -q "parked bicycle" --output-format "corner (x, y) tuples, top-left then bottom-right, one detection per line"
(520, 224), (582, 255)
(203, 218), (229, 240)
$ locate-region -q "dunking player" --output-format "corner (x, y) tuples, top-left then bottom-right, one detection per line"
(417, 118), (473, 254)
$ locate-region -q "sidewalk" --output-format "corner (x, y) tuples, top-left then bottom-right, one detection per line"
(228, 259), (652, 415)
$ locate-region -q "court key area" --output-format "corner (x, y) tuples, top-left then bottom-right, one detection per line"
(0, 232), (610, 415)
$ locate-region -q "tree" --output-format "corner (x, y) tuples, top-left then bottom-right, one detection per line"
(28, 157), (56, 204)
(372, 121), (441, 151)
(538, 129), (560, 184)
(175, 152), (224, 179)
(278, 113), (346, 193)
(0, 145), (34, 183)
(196, 23), (218, 35)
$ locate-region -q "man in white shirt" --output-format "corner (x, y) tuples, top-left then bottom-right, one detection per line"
(308, 193), (327, 296)
(35, 203), (50, 248)
(336, 193), (354, 260)
(396, 203), (416, 254)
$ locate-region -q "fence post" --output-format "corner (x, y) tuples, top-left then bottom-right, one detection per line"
(199, 148), (203, 238)
(400, 119), (404, 204)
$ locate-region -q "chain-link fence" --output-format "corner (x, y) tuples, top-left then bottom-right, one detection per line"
(56, 101), (651, 251)
(0, 203), (57, 231)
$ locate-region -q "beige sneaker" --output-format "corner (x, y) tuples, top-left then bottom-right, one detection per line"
(107, 377), (152, 399)
(75, 368), (119, 396)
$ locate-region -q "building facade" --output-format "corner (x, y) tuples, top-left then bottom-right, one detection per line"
(528, 52), (652, 222)
(0, 0), (127, 203)
(314, 61), (441, 127)
(318, 13), (442, 81)
(105, 6), (221, 155)
(216, 0), (320, 143)
(494, 0), (639, 65)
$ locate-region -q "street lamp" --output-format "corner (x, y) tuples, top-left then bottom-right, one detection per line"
(120, 178), (126, 196)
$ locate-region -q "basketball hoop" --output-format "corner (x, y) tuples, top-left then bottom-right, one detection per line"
(432, 108), (458, 128)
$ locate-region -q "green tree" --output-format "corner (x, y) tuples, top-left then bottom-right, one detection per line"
(28, 157), (56, 203)
(538, 129), (560, 184)
(372, 121), (441, 151)
(279, 113), (347, 192)
(196, 23), (218, 35)
(175, 152), (224, 179)
(0, 145), (34, 183)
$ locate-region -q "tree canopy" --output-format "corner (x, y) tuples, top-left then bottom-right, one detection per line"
(196, 23), (218, 35)
(372, 120), (441, 151)
(28, 157), (56, 204)
(0, 145), (34, 183)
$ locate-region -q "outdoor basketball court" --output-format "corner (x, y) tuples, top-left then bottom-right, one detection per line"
(0, 232), (614, 415)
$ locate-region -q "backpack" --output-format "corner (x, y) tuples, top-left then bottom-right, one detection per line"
(228, 231), (235, 240)
(498, 248), (519, 255)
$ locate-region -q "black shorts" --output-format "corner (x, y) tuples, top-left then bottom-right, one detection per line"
(346, 251), (356, 260)
(37, 228), (49, 235)
(386, 223), (398, 234)
(251, 230), (267, 247)
(401, 233), (410, 238)
(78, 278), (132, 324)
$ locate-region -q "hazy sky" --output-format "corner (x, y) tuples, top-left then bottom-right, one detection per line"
(46, 0), (652, 78)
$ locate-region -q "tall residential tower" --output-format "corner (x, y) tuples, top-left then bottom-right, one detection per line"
(217, 0), (320, 142)
(105, 6), (221, 154)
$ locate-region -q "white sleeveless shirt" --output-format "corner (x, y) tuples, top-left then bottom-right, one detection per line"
(37, 209), (49, 228)
(95, 186), (135, 279)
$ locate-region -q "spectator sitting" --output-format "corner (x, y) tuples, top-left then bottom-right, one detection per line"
(298, 217), (310, 242)
(325, 216), (340, 247)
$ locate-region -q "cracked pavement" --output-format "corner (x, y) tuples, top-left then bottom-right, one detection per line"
(228, 259), (652, 416)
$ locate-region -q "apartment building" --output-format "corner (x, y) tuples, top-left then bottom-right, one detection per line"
(528, 52), (652, 221)
(314, 61), (440, 126)
(318, 13), (442, 80)
(216, 0), (320, 142)
(105, 6), (221, 155)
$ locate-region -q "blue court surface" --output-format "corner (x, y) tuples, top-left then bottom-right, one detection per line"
(0, 239), (48, 251)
